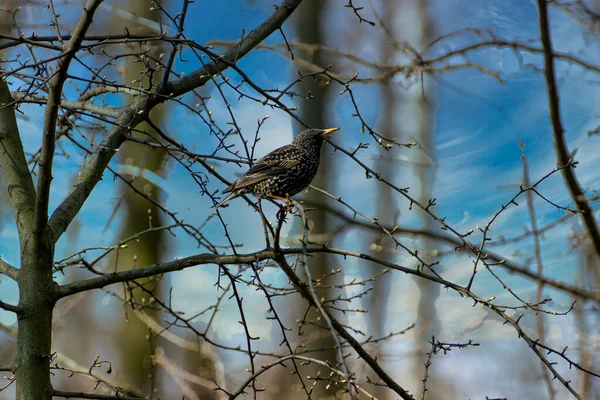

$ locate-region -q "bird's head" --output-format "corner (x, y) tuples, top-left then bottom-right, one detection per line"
(293, 127), (339, 148)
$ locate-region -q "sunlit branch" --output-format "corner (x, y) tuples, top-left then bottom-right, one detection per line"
(11, 92), (122, 118)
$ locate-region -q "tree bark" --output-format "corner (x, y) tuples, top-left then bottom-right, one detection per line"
(15, 245), (56, 400)
(0, 81), (55, 400)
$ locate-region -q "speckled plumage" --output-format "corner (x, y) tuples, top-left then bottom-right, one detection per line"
(215, 128), (339, 207)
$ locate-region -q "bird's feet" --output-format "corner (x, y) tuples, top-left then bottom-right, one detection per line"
(269, 195), (292, 209)
(269, 195), (293, 222)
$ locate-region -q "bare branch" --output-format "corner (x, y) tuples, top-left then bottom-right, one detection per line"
(536, 0), (600, 260)
(0, 320), (145, 398)
(421, 337), (435, 400)
(0, 364), (13, 372)
(0, 80), (36, 241)
(157, 0), (191, 92)
(55, 250), (280, 298)
(162, 0), (303, 98)
(344, 0), (376, 26)
(52, 390), (144, 400)
(40, 240), (594, 397)
(0, 258), (19, 281)
(1, 1), (595, 397)
(152, 348), (223, 397)
(285, 203), (354, 396)
(11, 92), (122, 119)
(522, 142), (555, 399)
(0, 300), (20, 313)
(307, 201), (600, 302)
(34, 0), (103, 246)
(47, 0), (304, 245)
(272, 251), (416, 400)
(228, 354), (378, 399)
(301, 248), (582, 398)
(426, 38), (600, 75)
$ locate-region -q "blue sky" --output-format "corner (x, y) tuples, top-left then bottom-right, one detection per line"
(1, 0), (600, 398)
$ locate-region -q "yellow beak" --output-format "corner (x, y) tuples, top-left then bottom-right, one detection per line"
(321, 127), (340, 136)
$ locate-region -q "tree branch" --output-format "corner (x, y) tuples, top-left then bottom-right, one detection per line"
(47, 0), (304, 245)
(161, 0), (303, 97)
(0, 32), (162, 51)
(11, 92), (122, 119)
(34, 0), (103, 247)
(273, 251), (416, 400)
(309, 202), (599, 302)
(228, 354), (377, 399)
(55, 244), (583, 396)
(0, 80), (36, 242)
(0, 364), (13, 372)
(52, 390), (144, 400)
(55, 250), (279, 298)
(0, 300), (21, 313)
(536, 0), (600, 259)
(0, 319), (144, 397)
(0, 258), (19, 281)
(296, 248), (582, 398)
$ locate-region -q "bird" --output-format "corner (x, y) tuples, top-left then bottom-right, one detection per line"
(215, 127), (339, 208)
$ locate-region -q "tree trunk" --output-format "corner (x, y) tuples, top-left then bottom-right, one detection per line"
(0, 80), (55, 400)
(0, 74), (54, 399)
(15, 245), (55, 400)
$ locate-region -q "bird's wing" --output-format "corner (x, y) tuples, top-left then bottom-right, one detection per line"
(223, 145), (300, 192)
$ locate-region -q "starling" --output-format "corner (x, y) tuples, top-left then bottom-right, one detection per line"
(215, 127), (339, 207)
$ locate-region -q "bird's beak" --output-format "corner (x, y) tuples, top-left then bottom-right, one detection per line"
(321, 127), (340, 136)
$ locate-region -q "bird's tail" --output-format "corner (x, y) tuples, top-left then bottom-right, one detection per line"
(213, 190), (240, 208)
